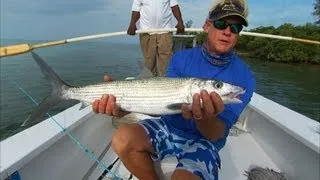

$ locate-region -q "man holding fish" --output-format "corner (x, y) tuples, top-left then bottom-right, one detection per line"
(93, 0), (255, 179)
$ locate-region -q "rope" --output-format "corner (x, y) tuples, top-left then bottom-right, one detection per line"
(97, 158), (120, 180)
(13, 81), (122, 180)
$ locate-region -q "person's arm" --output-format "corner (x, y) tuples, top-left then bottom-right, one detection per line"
(128, 0), (142, 35)
(171, 5), (185, 33)
(195, 117), (226, 141)
(127, 11), (140, 35)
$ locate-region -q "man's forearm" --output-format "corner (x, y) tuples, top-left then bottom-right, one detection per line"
(171, 5), (184, 24)
(195, 117), (226, 141)
(129, 11), (140, 26)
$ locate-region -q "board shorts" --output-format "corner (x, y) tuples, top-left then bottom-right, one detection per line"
(138, 118), (221, 180)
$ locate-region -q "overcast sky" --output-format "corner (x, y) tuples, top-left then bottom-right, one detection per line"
(0, 0), (316, 41)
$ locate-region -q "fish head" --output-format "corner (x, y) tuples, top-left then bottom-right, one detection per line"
(195, 79), (246, 104)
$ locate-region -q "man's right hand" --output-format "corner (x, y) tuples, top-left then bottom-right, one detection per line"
(127, 24), (137, 35)
(92, 75), (129, 117)
(176, 22), (185, 34)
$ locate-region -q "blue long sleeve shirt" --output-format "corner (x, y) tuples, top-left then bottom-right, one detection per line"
(161, 46), (256, 151)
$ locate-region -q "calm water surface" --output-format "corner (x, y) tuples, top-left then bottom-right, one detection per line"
(1, 39), (319, 140)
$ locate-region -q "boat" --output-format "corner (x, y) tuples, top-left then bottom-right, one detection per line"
(0, 29), (319, 180)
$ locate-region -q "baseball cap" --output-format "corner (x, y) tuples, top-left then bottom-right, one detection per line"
(208, 0), (248, 26)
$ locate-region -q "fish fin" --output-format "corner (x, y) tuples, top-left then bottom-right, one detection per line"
(136, 61), (154, 79)
(31, 51), (72, 88)
(79, 101), (91, 110)
(21, 95), (62, 127)
(145, 114), (161, 118)
(167, 103), (192, 111)
(166, 103), (184, 110)
(22, 51), (72, 127)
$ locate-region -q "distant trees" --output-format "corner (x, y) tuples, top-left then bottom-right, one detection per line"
(180, 23), (320, 64)
(236, 23), (320, 64)
(185, 20), (193, 28)
(176, 20), (207, 49)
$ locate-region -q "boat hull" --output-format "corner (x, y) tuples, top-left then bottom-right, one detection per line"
(1, 93), (319, 180)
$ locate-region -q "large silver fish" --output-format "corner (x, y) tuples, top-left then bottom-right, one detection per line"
(22, 51), (245, 126)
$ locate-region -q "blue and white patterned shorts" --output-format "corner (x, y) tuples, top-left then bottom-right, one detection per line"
(138, 118), (221, 180)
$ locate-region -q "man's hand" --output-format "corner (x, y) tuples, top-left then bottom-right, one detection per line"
(103, 75), (112, 82)
(92, 75), (129, 117)
(176, 22), (185, 34)
(182, 90), (224, 120)
(127, 24), (137, 35)
(181, 90), (225, 141)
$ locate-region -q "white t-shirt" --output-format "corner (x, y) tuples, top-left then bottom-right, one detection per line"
(132, 0), (178, 31)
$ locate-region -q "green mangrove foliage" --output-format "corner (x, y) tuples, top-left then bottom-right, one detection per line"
(179, 23), (320, 64)
(236, 23), (320, 64)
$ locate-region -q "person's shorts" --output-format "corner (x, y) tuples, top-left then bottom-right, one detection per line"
(138, 118), (221, 180)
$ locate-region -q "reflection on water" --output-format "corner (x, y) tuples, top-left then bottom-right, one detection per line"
(246, 58), (320, 123)
(0, 40), (319, 140)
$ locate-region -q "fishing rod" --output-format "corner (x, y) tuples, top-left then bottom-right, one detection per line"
(1, 28), (319, 58)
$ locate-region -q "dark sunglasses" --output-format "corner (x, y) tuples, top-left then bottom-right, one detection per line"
(213, 20), (243, 34)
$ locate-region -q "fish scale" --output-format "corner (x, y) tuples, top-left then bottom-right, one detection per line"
(65, 78), (191, 115)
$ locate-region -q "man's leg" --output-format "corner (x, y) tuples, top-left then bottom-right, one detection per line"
(171, 169), (201, 180)
(140, 33), (157, 76)
(112, 123), (158, 180)
(157, 33), (173, 76)
(173, 138), (221, 180)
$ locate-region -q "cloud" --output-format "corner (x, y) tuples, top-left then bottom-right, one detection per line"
(2, 0), (108, 15)
(0, 0), (316, 41)
(178, 0), (212, 27)
(179, 0), (315, 29)
(0, 0), (132, 40)
(248, 1), (315, 28)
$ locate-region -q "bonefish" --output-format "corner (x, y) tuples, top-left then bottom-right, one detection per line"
(22, 51), (245, 126)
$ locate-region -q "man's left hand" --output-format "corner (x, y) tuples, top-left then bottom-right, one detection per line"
(181, 90), (224, 121)
(176, 22), (185, 34)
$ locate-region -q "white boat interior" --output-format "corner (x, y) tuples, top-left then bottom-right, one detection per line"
(1, 92), (319, 180)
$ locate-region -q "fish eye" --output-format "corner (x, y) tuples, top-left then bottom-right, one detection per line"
(214, 82), (223, 89)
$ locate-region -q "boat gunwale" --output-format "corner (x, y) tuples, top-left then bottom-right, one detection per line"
(0, 103), (94, 179)
(249, 93), (320, 153)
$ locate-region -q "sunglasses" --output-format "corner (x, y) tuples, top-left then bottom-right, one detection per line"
(213, 20), (243, 34)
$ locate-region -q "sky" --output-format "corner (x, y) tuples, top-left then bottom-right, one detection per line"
(0, 0), (317, 42)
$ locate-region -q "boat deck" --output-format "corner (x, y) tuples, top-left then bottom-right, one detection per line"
(86, 116), (279, 180)
(2, 100), (318, 180)
(219, 132), (279, 179)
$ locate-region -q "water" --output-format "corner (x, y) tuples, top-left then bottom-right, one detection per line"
(1, 39), (319, 141)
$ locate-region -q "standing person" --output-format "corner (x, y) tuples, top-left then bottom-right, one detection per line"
(127, 0), (185, 76)
(94, 0), (255, 179)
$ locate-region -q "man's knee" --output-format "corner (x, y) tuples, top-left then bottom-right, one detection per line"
(111, 124), (149, 155)
(171, 169), (201, 180)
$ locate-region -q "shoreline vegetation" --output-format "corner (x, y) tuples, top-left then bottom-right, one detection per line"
(180, 23), (320, 65)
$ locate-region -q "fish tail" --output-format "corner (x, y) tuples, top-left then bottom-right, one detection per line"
(21, 51), (72, 127)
